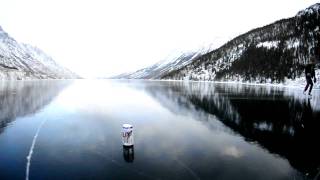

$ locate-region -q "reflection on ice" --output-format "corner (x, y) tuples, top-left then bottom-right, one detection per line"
(123, 146), (134, 163)
(223, 146), (243, 158)
(139, 81), (320, 179)
(0, 80), (318, 180)
(0, 80), (70, 133)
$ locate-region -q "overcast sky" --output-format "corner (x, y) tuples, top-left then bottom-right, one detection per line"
(0, 0), (318, 77)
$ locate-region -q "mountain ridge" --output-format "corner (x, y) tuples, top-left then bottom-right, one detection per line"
(115, 3), (320, 85)
(113, 45), (218, 79)
(162, 3), (320, 83)
(0, 26), (79, 80)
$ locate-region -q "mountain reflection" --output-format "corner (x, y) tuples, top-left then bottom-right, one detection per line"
(0, 80), (70, 133)
(123, 146), (134, 163)
(142, 81), (320, 179)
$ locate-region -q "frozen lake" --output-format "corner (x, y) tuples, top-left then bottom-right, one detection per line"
(0, 80), (319, 180)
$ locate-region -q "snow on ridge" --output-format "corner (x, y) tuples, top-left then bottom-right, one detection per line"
(154, 51), (193, 71)
(0, 26), (78, 79)
(256, 41), (280, 49)
(296, 3), (320, 17)
(286, 39), (300, 49)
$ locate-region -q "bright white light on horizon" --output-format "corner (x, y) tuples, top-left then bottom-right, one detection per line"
(0, 0), (318, 78)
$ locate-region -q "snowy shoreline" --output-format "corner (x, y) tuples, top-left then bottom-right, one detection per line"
(141, 78), (320, 90)
(4, 78), (318, 91)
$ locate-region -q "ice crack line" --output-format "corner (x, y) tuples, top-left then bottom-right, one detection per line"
(26, 119), (47, 180)
(175, 158), (201, 180)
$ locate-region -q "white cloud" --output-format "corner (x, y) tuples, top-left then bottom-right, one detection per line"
(0, 0), (318, 77)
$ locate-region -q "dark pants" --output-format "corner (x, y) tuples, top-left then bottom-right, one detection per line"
(304, 76), (313, 94)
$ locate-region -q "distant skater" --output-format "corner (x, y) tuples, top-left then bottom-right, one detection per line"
(303, 57), (317, 96)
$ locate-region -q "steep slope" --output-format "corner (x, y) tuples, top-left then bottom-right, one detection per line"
(162, 3), (320, 83)
(0, 26), (79, 80)
(114, 51), (200, 79)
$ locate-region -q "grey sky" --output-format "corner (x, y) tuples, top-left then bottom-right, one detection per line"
(0, 0), (318, 77)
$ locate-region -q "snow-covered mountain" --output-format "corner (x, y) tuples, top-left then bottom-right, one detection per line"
(113, 51), (200, 79)
(0, 26), (79, 80)
(113, 44), (221, 80)
(162, 3), (320, 84)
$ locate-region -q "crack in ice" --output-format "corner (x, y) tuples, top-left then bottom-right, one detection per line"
(26, 119), (47, 180)
(175, 158), (201, 180)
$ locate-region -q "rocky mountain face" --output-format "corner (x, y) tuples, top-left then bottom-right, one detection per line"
(158, 3), (320, 83)
(0, 26), (79, 80)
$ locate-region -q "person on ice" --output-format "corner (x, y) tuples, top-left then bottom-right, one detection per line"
(303, 57), (317, 96)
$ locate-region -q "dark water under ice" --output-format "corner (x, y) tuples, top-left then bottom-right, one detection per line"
(0, 80), (319, 180)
